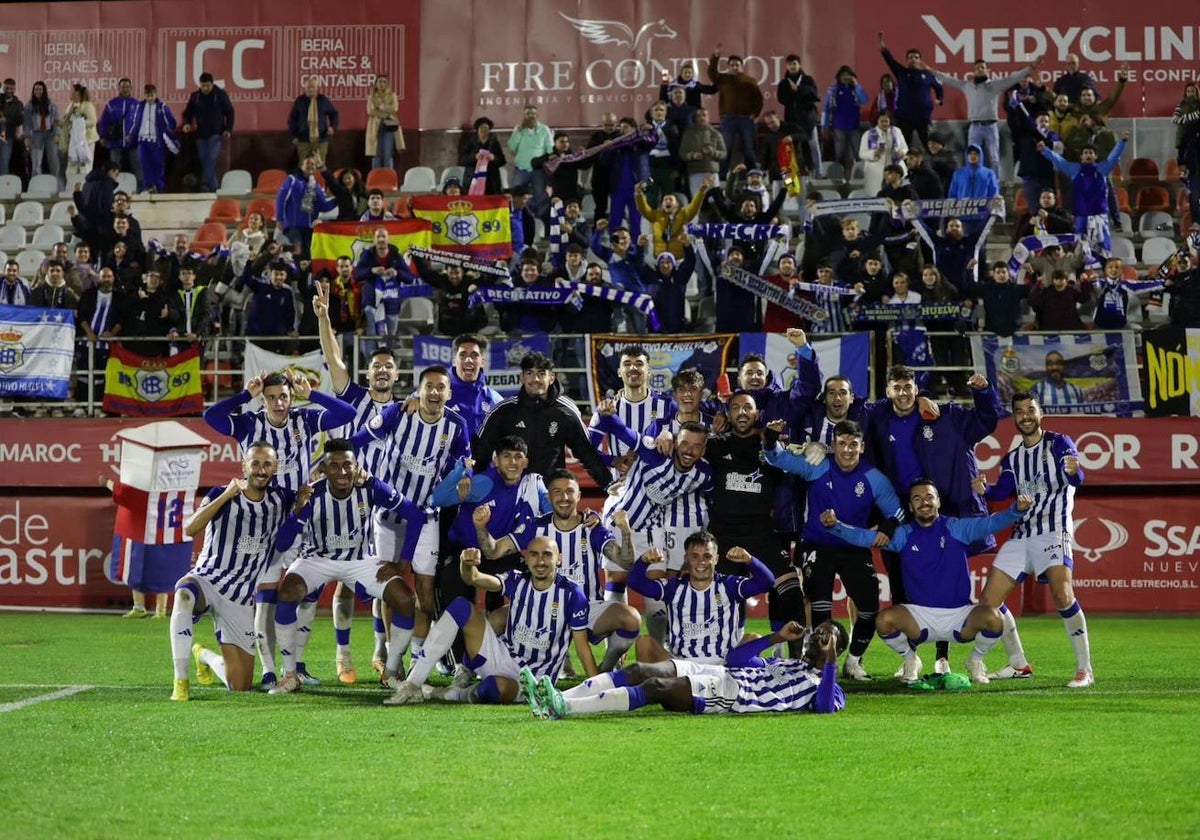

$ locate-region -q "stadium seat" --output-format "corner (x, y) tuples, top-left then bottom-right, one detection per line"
(1164, 158), (1181, 181)
(30, 223), (65, 250)
(1138, 211), (1174, 237)
(47, 200), (74, 226)
(216, 169), (253, 196)
(498, 167), (509, 189)
(1113, 186), (1131, 214)
(392, 196), (413, 217)
(192, 221), (228, 248)
(256, 169), (288, 193)
(1178, 189), (1191, 216)
(811, 189), (842, 202)
(11, 200), (44, 227)
(400, 297), (434, 326)
(246, 197), (276, 224)
(23, 174), (58, 199)
(0, 223), (26, 250)
(848, 161), (866, 184)
(846, 188), (872, 200)
(1184, 211), (1194, 232)
(1126, 157), (1160, 185)
(1109, 236), (1136, 264)
(205, 198), (243, 225)
(820, 161), (846, 181)
(366, 168), (400, 192)
(0, 251), (6, 266)
(1014, 189), (1029, 216)
(0, 205), (5, 225)
(1118, 211), (1133, 234)
(0, 174), (21, 201)
(439, 166), (465, 189)
(582, 194), (596, 218)
(115, 171), (138, 196)
(1135, 186), (1171, 214)
(1142, 236), (1179, 267)
(1109, 162), (1123, 186)
(16, 248), (45, 276)
(401, 166), (437, 192)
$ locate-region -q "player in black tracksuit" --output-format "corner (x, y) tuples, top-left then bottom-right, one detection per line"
(705, 392), (805, 652)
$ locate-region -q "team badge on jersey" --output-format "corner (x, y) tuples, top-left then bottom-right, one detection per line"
(922, 425), (934, 441)
(854, 481), (865, 497)
(369, 414), (383, 429)
(548, 421), (559, 436)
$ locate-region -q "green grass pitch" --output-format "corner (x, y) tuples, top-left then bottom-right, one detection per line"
(1, 612), (1198, 839)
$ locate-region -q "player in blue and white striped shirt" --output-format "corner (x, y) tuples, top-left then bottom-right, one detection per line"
(169, 442), (293, 701)
(316, 281), (402, 683)
(524, 620), (848, 718)
(586, 345), (675, 462)
(383, 539), (596, 706)
(267, 440), (426, 694)
(978, 391), (1093, 688)
(628, 533), (775, 665)
(1030, 351), (1084, 410)
(202, 369), (356, 690)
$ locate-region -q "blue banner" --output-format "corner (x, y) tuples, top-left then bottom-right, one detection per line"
(412, 334), (551, 397)
(736, 332), (871, 400)
(0, 305), (76, 399)
(970, 332), (1143, 416)
(586, 334), (737, 407)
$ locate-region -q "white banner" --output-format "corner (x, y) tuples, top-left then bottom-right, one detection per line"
(241, 342), (332, 407)
(0, 305), (76, 399)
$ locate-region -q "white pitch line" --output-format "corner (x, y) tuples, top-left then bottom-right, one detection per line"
(0, 684), (92, 713)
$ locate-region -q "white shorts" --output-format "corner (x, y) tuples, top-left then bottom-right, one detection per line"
(671, 659), (739, 713)
(258, 543), (300, 588)
(901, 604), (977, 644)
(661, 524), (696, 573)
(585, 600), (625, 639)
(189, 574), (257, 654)
(603, 525), (664, 573)
(465, 622), (522, 684)
(286, 555), (394, 601)
(375, 509), (440, 576)
(992, 531), (1073, 584)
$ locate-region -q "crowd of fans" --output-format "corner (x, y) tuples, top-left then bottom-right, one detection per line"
(3, 42), (1200, 416)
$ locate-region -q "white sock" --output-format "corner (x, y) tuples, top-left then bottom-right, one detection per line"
(170, 589), (195, 680)
(333, 584), (354, 658)
(644, 598), (667, 644)
(277, 609), (298, 675)
(200, 647), (230, 688)
(410, 637), (425, 662)
(566, 688), (633, 715)
(254, 600), (277, 678)
(598, 633), (636, 672)
(372, 599), (389, 661)
(407, 611), (458, 686)
(439, 687), (471, 703)
(294, 600), (318, 666)
(1060, 601), (1091, 671)
(385, 615), (415, 677)
(1000, 606), (1029, 668)
(603, 586), (628, 605)
(972, 631), (1002, 659)
(879, 631), (911, 657)
(564, 672), (615, 699)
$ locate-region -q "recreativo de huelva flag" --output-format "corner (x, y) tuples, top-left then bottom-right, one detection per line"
(309, 219), (433, 278)
(410, 195), (512, 260)
(103, 344), (203, 417)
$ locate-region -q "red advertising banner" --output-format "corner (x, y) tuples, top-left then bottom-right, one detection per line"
(973, 416), (1200, 485)
(420, 0), (856, 129)
(853, 0), (1195, 119)
(0, 418), (243, 488)
(0, 1), (420, 132)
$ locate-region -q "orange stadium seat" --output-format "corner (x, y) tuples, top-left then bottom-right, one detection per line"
(1126, 157), (1160, 185)
(192, 222), (228, 248)
(205, 198), (243, 224)
(245, 197), (276, 224)
(256, 169), (287, 193)
(1164, 158), (1181, 181)
(1113, 186), (1131, 214)
(1135, 186), (1171, 214)
(366, 168), (400, 192)
(1178, 189), (1191, 216)
(1014, 188), (1028, 216)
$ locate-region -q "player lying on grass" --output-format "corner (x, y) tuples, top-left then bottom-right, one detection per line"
(821, 480), (1033, 685)
(382, 539), (598, 706)
(522, 619), (848, 718)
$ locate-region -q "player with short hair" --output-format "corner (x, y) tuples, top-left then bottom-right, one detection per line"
(202, 368), (356, 691)
(383, 540), (596, 706)
(171, 443), (293, 700)
(822, 479), (1033, 684)
(586, 344), (676, 465)
(522, 619), (847, 718)
(268, 440), (426, 694)
(977, 391), (1093, 687)
(629, 534), (775, 665)
(448, 334), (503, 441)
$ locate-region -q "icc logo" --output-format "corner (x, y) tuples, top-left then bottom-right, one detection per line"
(1072, 518), (1128, 562)
(172, 37), (267, 92)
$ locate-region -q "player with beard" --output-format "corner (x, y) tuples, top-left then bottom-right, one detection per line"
(587, 344), (675, 475)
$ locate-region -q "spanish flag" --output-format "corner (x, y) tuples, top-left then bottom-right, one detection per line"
(309, 219), (433, 278)
(102, 344), (203, 417)
(410, 195), (512, 260)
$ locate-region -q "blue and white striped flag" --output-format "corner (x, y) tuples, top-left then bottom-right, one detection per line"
(737, 332), (871, 399)
(0, 304), (76, 399)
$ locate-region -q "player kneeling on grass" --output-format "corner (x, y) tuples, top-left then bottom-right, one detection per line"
(522, 620), (848, 718)
(821, 479), (1034, 685)
(171, 443), (294, 700)
(268, 440), (426, 695)
(384, 540), (597, 706)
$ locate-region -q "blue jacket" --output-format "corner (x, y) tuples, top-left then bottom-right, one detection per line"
(822, 80), (869, 130)
(125, 100), (178, 150)
(1041, 138), (1126, 217)
(881, 48), (944, 124)
(448, 368), (503, 441)
(590, 229), (647, 293)
(287, 94), (339, 142)
(275, 170), (338, 230)
(947, 144), (1000, 199)
(862, 385), (1001, 552)
(98, 94), (138, 148)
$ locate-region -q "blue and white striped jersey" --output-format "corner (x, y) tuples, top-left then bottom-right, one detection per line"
(587, 391), (675, 457)
(606, 440), (714, 531)
(728, 659), (841, 713)
(529, 513), (615, 603)
(989, 431), (1083, 538)
(1031, 379), (1084, 409)
(336, 382), (400, 481)
(353, 402), (470, 509)
(193, 486), (293, 605)
(287, 477), (425, 563)
(499, 570), (589, 678)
